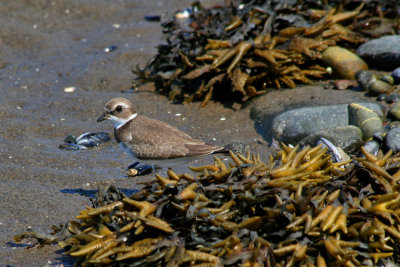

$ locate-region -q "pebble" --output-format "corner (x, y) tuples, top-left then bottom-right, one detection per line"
(104, 45), (117, 53)
(386, 94), (400, 104)
(332, 80), (358, 90)
(298, 125), (362, 154)
(367, 80), (393, 96)
(64, 86), (76, 93)
(144, 15), (161, 22)
(269, 103), (384, 144)
(348, 103), (385, 140)
(388, 121), (400, 129)
(322, 46), (368, 80)
(355, 70), (376, 91)
(388, 101), (400, 120)
(376, 94), (387, 101)
(384, 127), (400, 153)
(356, 35), (400, 70)
(355, 70), (393, 96)
(372, 132), (384, 143)
(368, 80), (393, 96)
(392, 67), (400, 84)
(362, 140), (380, 156)
(380, 75), (394, 85)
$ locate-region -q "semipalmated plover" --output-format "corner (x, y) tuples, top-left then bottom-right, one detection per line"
(97, 97), (227, 170)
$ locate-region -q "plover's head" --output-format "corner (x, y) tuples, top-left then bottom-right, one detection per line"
(97, 97), (137, 129)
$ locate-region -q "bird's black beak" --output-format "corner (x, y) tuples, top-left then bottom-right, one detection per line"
(97, 113), (109, 122)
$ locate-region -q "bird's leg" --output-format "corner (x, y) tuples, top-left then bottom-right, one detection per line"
(152, 165), (160, 174)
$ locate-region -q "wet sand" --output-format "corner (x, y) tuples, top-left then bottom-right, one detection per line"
(0, 0), (373, 265)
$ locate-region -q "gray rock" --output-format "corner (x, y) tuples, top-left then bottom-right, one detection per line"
(388, 101), (400, 120)
(363, 140), (380, 156)
(381, 75), (394, 85)
(298, 125), (362, 154)
(356, 35), (400, 70)
(386, 94), (400, 104)
(385, 127), (400, 153)
(392, 67), (400, 84)
(270, 103), (384, 144)
(372, 132), (384, 143)
(348, 103), (385, 140)
(389, 121), (400, 129)
(355, 70), (376, 91)
(367, 80), (393, 96)
(376, 94), (387, 102)
(355, 70), (393, 96)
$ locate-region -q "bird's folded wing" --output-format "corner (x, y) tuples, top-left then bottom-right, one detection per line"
(184, 142), (224, 157)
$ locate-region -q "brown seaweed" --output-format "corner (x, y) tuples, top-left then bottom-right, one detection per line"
(133, 0), (399, 106)
(14, 142), (400, 266)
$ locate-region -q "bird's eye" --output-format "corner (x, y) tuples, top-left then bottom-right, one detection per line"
(116, 105), (123, 112)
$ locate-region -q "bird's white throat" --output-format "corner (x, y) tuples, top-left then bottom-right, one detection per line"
(111, 113), (137, 129)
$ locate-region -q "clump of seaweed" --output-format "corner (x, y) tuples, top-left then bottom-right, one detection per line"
(134, 0), (399, 106)
(16, 143), (400, 266)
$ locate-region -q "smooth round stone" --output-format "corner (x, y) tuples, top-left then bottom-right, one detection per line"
(386, 94), (400, 104)
(298, 125), (362, 154)
(381, 75), (394, 85)
(362, 140), (380, 156)
(372, 132), (384, 143)
(392, 67), (400, 84)
(367, 80), (392, 96)
(355, 70), (376, 91)
(356, 35), (400, 70)
(322, 46), (368, 80)
(385, 127), (400, 152)
(389, 121), (400, 128)
(348, 103), (385, 140)
(332, 79), (358, 90)
(270, 102), (384, 144)
(376, 94), (387, 101)
(388, 101), (400, 120)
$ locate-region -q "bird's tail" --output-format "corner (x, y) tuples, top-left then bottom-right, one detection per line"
(212, 143), (238, 154)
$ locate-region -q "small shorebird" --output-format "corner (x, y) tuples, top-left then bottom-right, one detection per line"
(97, 97), (227, 171)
